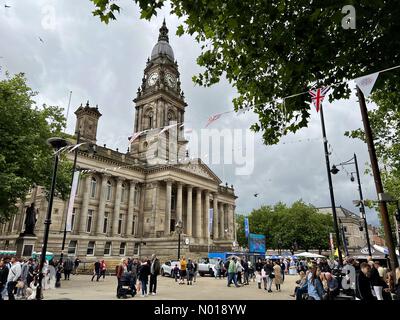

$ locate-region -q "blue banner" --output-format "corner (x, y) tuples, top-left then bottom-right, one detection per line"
(244, 217), (250, 238)
(249, 233), (266, 253)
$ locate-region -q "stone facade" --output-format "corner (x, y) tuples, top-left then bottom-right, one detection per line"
(0, 21), (237, 260)
(317, 206), (382, 249)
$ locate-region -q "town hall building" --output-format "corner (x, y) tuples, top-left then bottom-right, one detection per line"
(0, 21), (237, 260)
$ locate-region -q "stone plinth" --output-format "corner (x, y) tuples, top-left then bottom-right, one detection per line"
(15, 235), (37, 258)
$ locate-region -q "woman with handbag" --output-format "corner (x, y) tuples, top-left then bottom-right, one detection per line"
(273, 261), (282, 292)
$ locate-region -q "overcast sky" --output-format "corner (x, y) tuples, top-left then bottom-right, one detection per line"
(0, 0), (382, 226)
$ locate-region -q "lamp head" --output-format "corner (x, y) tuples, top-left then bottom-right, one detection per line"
(47, 137), (68, 150)
(350, 173), (355, 182)
(330, 165), (339, 175)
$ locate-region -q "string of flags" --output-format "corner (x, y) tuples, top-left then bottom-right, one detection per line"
(202, 64), (400, 125)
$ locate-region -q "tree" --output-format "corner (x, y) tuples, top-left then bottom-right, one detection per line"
(236, 200), (333, 252)
(0, 73), (72, 222)
(90, 0), (400, 145)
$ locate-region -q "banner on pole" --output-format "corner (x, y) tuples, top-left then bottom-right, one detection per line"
(66, 171), (80, 232)
(209, 208), (213, 234)
(244, 217), (250, 238)
(329, 232), (334, 255)
(354, 72), (379, 98)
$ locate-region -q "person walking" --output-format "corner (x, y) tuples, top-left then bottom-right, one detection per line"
(149, 254), (160, 295)
(100, 260), (107, 280)
(215, 258), (221, 279)
(91, 260), (101, 282)
(263, 260), (274, 292)
(227, 257), (240, 287)
(273, 261), (283, 292)
(280, 259), (286, 283)
(7, 257), (22, 300)
(116, 258), (127, 298)
(138, 259), (150, 297)
(63, 257), (74, 280)
(179, 256), (187, 285)
(187, 259), (195, 285)
(0, 259), (9, 300)
(73, 257), (81, 275)
(242, 258), (249, 285)
(193, 260), (198, 283)
(236, 258), (243, 285)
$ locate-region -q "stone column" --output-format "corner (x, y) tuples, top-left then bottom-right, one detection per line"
(79, 175), (91, 234)
(186, 185), (193, 236)
(228, 204), (233, 239)
(204, 191), (210, 240)
(195, 188), (202, 238)
(213, 194), (218, 240)
(125, 180), (136, 236)
(112, 177), (123, 236)
(164, 180), (172, 236)
(176, 182), (183, 223)
(219, 202), (225, 239)
(95, 175), (109, 235)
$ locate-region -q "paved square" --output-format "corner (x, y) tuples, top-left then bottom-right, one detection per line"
(43, 274), (297, 300)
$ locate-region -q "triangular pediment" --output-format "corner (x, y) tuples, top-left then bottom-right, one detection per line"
(177, 159), (221, 184)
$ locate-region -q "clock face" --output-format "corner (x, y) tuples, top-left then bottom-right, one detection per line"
(165, 73), (176, 88)
(148, 72), (159, 86)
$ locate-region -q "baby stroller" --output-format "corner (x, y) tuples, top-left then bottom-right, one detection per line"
(117, 272), (136, 299)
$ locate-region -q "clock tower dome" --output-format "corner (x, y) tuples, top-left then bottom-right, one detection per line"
(131, 20), (188, 163)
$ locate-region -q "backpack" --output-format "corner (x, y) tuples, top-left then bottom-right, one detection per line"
(224, 260), (230, 270)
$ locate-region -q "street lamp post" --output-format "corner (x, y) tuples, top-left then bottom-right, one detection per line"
(36, 137), (68, 300)
(331, 153), (372, 256)
(176, 220), (183, 261)
(60, 130), (81, 264)
(319, 104), (343, 266)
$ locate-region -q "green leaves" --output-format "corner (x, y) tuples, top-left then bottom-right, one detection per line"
(0, 73), (72, 222)
(89, 0), (400, 146)
(236, 200), (334, 251)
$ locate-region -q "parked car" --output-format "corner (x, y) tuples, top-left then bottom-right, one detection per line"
(160, 260), (180, 277)
(198, 258), (218, 277)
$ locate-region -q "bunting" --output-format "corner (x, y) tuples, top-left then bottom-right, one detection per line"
(309, 86), (330, 112)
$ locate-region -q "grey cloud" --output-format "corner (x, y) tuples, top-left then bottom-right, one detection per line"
(0, 0), (380, 227)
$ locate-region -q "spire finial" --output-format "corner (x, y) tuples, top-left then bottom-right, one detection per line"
(158, 19), (169, 42)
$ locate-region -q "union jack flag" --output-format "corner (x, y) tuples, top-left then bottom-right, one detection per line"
(309, 86), (330, 112)
(205, 113), (222, 127)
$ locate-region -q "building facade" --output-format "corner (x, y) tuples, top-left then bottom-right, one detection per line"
(317, 206), (383, 250)
(0, 21), (237, 260)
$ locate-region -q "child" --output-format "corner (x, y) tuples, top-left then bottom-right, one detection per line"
(256, 271), (262, 289)
(173, 264), (180, 282)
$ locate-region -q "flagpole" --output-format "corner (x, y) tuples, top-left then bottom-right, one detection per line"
(319, 104), (343, 266)
(356, 86), (398, 270)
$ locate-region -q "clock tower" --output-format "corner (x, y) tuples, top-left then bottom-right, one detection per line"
(131, 20), (188, 164)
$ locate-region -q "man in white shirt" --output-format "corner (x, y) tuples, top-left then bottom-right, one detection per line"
(7, 257), (22, 300)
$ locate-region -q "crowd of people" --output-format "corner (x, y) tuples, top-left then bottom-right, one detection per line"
(290, 256), (400, 300)
(0, 255), (82, 300)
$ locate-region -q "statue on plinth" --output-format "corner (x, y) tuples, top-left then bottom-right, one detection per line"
(23, 203), (37, 236)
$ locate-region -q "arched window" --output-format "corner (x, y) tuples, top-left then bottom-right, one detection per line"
(90, 177), (97, 198)
(167, 110), (175, 124)
(106, 180), (112, 201)
(144, 109), (154, 129)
